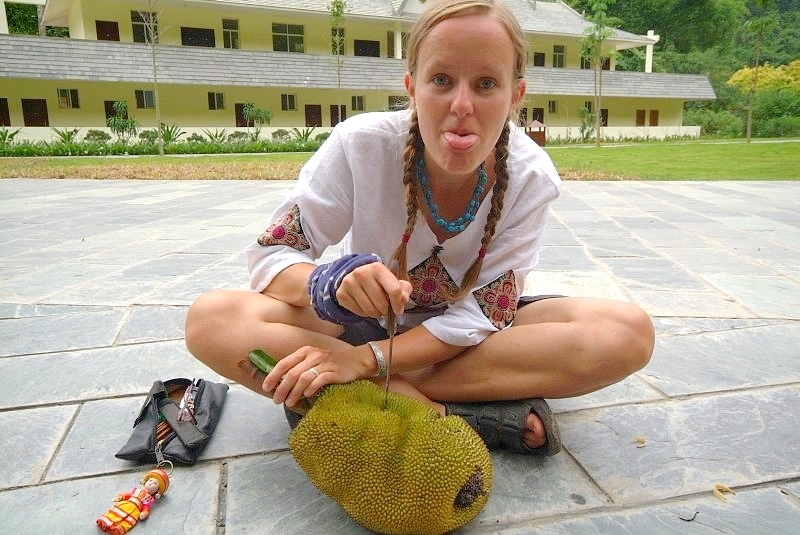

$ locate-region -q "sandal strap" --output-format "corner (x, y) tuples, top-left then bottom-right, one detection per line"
(446, 399), (561, 456)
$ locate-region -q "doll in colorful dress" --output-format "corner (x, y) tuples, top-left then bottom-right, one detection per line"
(96, 468), (170, 534)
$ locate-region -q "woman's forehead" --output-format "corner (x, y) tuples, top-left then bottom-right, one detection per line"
(416, 15), (515, 71)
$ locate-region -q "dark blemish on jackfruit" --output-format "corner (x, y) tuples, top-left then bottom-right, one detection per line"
(454, 466), (484, 508)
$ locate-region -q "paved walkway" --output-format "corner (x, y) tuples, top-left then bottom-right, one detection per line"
(0, 179), (798, 534)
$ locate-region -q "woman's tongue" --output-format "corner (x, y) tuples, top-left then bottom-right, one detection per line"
(443, 131), (478, 151)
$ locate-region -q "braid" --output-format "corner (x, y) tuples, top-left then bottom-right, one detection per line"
(390, 110), (423, 281)
(447, 123), (511, 302)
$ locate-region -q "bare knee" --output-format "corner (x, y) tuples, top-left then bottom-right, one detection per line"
(612, 302), (655, 374)
(185, 289), (239, 357)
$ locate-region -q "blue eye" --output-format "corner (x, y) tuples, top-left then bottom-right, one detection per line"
(432, 74), (449, 86)
(479, 79), (497, 90)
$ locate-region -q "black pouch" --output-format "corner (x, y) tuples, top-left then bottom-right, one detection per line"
(115, 378), (228, 465)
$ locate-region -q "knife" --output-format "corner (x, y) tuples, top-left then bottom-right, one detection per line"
(383, 259), (399, 410)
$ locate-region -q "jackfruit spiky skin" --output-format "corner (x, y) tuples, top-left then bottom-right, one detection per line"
(288, 380), (493, 535)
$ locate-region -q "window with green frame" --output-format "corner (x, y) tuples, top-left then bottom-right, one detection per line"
(57, 88), (79, 109)
(272, 23), (304, 53)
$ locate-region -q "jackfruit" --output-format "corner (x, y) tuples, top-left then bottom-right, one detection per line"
(288, 380), (493, 535)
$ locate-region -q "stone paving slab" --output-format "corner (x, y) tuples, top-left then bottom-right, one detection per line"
(644, 321), (800, 396)
(558, 387), (800, 504)
(0, 404), (77, 488)
(0, 464), (222, 535)
(498, 484), (800, 534)
(0, 179), (798, 534)
(45, 387), (289, 482)
(224, 450), (613, 534)
(0, 307), (125, 357)
(0, 341), (223, 409)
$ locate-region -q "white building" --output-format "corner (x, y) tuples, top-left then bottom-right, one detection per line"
(0, 0), (716, 141)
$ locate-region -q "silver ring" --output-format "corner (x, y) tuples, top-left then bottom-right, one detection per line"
(308, 367), (320, 378)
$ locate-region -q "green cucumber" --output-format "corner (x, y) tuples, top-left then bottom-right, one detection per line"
(249, 349), (278, 374)
(249, 348), (314, 415)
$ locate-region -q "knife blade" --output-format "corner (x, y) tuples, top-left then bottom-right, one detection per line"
(383, 259), (399, 410)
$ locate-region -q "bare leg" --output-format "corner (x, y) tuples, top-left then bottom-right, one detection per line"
(185, 289), (440, 406)
(401, 297), (654, 448)
(185, 289), (348, 394)
(404, 297), (655, 402)
(186, 292), (654, 449)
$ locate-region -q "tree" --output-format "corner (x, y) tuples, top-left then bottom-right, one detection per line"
(328, 0), (350, 126)
(727, 59), (800, 92)
(106, 101), (139, 144)
(5, 2), (69, 36)
(742, 0), (780, 142)
(5, 3), (38, 34)
(567, 0), (749, 54)
(134, 1), (168, 155)
(241, 103), (272, 139)
(579, 0), (620, 146)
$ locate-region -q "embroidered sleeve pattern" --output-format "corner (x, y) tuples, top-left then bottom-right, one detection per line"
(473, 271), (518, 330)
(408, 254), (458, 310)
(257, 205), (311, 250)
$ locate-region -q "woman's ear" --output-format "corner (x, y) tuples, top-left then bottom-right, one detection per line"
(513, 78), (527, 107)
(404, 72), (415, 103)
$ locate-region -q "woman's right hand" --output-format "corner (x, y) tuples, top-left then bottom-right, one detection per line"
(335, 261), (411, 320)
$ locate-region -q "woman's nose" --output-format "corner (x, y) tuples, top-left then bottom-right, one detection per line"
(450, 83), (474, 118)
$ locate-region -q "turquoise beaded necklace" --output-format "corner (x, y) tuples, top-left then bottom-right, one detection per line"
(416, 155), (488, 234)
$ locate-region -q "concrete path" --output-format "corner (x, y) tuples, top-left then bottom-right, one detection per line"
(0, 179), (798, 534)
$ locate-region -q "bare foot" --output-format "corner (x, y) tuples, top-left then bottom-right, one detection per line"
(521, 411), (546, 449)
(434, 402), (548, 450)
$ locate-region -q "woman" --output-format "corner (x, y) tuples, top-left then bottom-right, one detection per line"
(185, 0), (654, 455)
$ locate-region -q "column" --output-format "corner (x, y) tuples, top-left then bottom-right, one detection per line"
(0, 1), (9, 34)
(645, 30), (659, 74)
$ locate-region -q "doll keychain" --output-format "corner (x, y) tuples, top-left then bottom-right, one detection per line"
(96, 461), (172, 534)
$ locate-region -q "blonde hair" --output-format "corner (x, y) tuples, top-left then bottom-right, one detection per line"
(391, 0), (524, 301)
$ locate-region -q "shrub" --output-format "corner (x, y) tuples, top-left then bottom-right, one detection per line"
(315, 132), (331, 143)
(291, 127), (316, 142)
(186, 133), (206, 143)
(753, 87), (800, 121)
(52, 127), (80, 143)
(0, 127), (21, 147)
(684, 109), (744, 137)
(160, 124), (186, 144)
(272, 129), (291, 142)
(85, 129), (112, 143)
(227, 131), (250, 142)
(139, 129), (158, 142)
(2, 140), (41, 156)
(752, 116), (800, 137)
(202, 128), (228, 143)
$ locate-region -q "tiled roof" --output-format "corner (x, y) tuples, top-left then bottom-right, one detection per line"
(0, 34), (714, 99)
(214, 0), (653, 44)
(528, 67), (716, 99)
(213, 0), (399, 18)
(41, 0), (654, 44)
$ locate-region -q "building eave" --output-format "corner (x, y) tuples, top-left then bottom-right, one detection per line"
(0, 34), (716, 100)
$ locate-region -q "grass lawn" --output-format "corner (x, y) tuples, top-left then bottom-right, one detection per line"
(0, 153), (312, 180)
(0, 139), (797, 180)
(546, 139), (799, 180)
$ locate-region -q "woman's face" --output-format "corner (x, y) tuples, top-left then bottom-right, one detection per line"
(405, 13), (525, 182)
